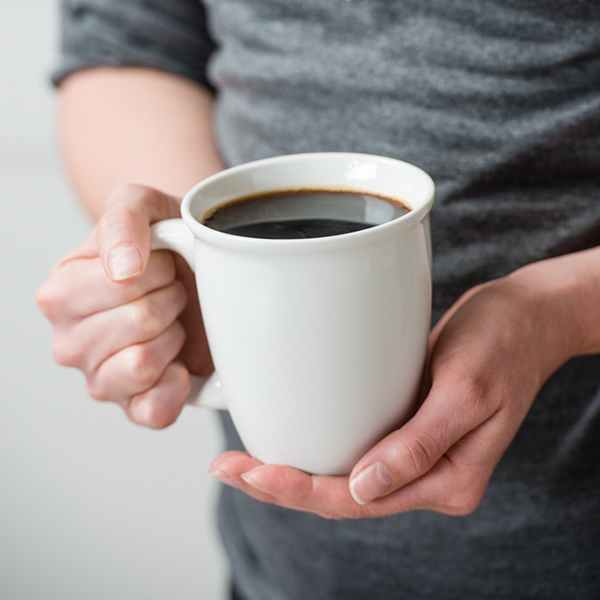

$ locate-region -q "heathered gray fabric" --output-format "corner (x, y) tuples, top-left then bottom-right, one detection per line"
(55, 1), (600, 599)
(54, 0), (216, 90)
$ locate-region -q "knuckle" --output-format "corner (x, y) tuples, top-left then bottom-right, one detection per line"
(447, 483), (486, 515)
(134, 398), (178, 430)
(35, 285), (51, 315)
(128, 297), (162, 341)
(123, 344), (163, 390)
(450, 494), (483, 515)
(327, 503), (379, 520)
(107, 280), (141, 306)
(51, 337), (81, 367)
(336, 506), (364, 520)
(101, 207), (139, 234)
(86, 377), (109, 402)
(401, 434), (439, 476)
(127, 363), (189, 429)
(319, 510), (347, 521)
(36, 282), (63, 319)
(459, 374), (491, 412)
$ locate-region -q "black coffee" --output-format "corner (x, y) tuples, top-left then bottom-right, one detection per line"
(202, 189), (410, 240)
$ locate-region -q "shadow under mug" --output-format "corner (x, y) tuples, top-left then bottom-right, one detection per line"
(151, 152), (435, 475)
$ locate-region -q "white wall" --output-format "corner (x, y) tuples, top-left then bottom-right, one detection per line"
(0, 2), (229, 598)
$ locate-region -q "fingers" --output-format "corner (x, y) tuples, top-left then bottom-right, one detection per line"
(206, 375), (493, 519)
(209, 402), (510, 520)
(96, 184), (181, 282)
(206, 371), (511, 519)
(37, 183), (204, 430)
(347, 373), (493, 505)
(206, 279), (546, 519)
(126, 361), (192, 428)
(209, 452), (417, 519)
(87, 320), (187, 404)
(365, 411), (513, 516)
(209, 452), (364, 519)
(51, 279), (187, 372)
(38, 250), (177, 321)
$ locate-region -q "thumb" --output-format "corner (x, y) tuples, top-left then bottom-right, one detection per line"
(347, 379), (488, 505)
(97, 184), (181, 282)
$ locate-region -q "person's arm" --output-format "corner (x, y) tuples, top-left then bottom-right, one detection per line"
(209, 246), (600, 517)
(37, 67), (224, 427)
(60, 67), (224, 218)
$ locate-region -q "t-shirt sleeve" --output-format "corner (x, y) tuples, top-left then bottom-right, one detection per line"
(52, 0), (217, 89)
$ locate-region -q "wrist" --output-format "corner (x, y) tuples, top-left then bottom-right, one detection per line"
(508, 248), (600, 361)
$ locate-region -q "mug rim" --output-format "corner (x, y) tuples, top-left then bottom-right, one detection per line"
(180, 152), (435, 250)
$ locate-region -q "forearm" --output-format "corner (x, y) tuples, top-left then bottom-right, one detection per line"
(59, 67), (225, 220)
(508, 245), (600, 361)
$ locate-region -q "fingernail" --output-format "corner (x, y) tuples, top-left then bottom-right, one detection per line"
(107, 243), (142, 280)
(349, 462), (393, 505)
(209, 469), (241, 489)
(241, 471), (271, 495)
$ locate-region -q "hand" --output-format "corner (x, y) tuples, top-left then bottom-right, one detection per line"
(209, 265), (583, 518)
(37, 184), (213, 428)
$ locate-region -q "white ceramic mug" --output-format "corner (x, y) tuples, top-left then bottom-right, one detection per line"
(151, 153), (435, 475)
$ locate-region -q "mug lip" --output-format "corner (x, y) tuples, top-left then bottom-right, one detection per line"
(180, 152), (435, 251)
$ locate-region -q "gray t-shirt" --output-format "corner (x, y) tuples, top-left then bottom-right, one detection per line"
(55, 1), (600, 598)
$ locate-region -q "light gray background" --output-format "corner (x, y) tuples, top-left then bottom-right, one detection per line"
(0, 2), (229, 598)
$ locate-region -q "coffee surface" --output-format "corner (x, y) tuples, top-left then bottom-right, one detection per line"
(219, 218), (373, 239)
(203, 189), (410, 239)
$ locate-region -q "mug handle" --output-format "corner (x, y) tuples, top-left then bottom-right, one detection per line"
(150, 219), (227, 411)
